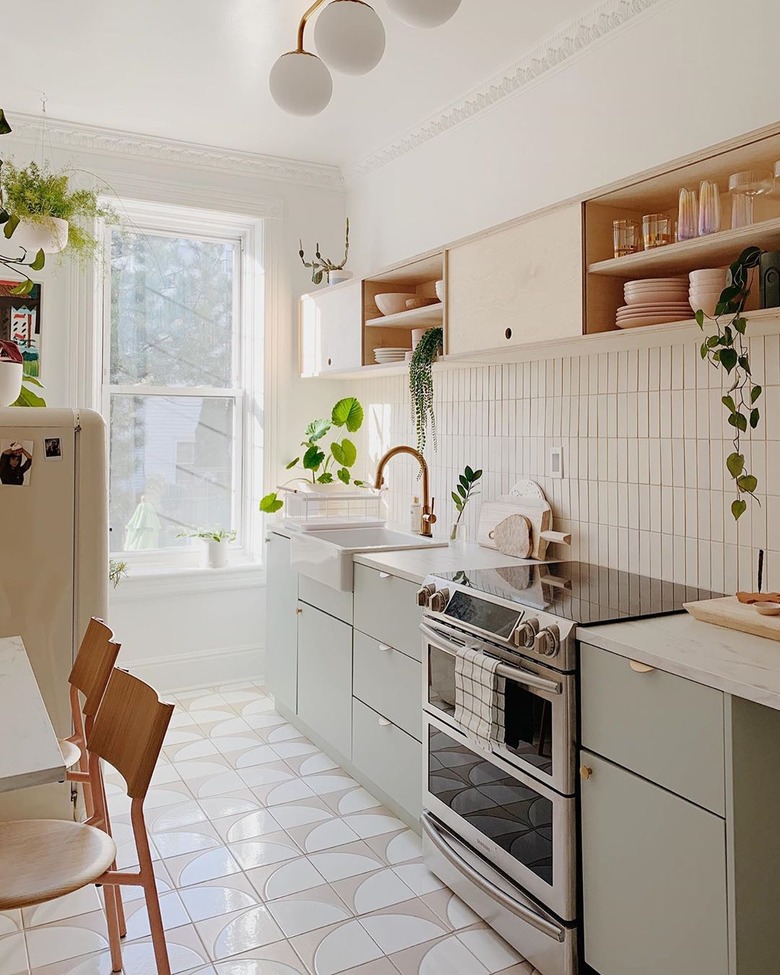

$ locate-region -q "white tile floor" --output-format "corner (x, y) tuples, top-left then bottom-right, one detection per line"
(0, 681), (539, 975)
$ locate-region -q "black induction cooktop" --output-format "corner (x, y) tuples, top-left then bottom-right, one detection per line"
(433, 561), (722, 626)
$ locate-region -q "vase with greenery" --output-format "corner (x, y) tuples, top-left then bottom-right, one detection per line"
(177, 528), (237, 568)
(109, 559), (129, 589)
(450, 465), (482, 543)
(695, 245), (763, 521)
(409, 327), (442, 454)
(260, 396), (365, 514)
(299, 217), (350, 285)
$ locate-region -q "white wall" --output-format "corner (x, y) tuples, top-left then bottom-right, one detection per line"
(2, 118), (346, 690)
(347, 0), (780, 271)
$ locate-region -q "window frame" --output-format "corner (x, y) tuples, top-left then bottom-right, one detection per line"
(100, 199), (264, 570)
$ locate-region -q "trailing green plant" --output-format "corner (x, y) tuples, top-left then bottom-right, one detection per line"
(409, 327), (442, 454)
(109, 559), (128, 589)
(1, 160), (115, 262)
(695, 245), (762, 521)
(450, 465), (482, 540)
(260, 396), (365, 513)
(177, 528), (237, 543)
(299, 217), (349, 285)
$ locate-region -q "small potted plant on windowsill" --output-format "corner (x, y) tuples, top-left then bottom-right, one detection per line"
(178, 528), (237, 568)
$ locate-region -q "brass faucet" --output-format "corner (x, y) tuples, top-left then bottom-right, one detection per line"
(374, 446), (437, 537)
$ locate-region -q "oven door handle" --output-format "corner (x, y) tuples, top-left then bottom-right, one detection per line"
(421, 813), (565, 943)
(420, 621), (561, 695)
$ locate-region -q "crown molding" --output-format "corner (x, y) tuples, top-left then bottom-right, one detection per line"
(4, 112), (345, 191)
(344, 0), (669, 182)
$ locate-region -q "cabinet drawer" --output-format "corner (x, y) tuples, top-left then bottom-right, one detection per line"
(353, 565), (422, 660)
(299, 575), (353, 624)
(581, 750), (727, 975)
(581, 643), (725, 815)
(297, 603), (352, 760)
(354, 631), (421, 741)
(352, 698), (421, 822)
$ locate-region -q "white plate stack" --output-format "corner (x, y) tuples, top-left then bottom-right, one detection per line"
(373, 347), (409, 364)
(615, 277), (691, 329)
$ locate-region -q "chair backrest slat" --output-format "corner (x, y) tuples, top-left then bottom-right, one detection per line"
(68, 619), (121, 717)
(88, 670), (174, 799)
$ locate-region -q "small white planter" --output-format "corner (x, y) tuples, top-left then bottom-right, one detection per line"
(328, 269), (353, 286)
(207, 540), (229, 569)
(0, 362), (23, 406)
(10, 217), (69, 255)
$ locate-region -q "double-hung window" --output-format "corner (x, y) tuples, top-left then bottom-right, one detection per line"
(102, 202), (262, 565)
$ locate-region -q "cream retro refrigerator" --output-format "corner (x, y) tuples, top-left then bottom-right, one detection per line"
(0, 407), (108, 820)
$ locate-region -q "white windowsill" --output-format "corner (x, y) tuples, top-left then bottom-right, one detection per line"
(111, 562), (266, 600)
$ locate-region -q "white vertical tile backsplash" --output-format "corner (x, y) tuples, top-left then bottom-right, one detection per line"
(353, 335), (779, 591)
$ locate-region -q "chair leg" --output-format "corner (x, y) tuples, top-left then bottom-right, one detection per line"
(103, 884), (123, 973)
(100, 782), (127, 938)
(133, 805), (171, 975)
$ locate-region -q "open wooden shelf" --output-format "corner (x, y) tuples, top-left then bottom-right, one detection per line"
(365, 302), (444, 329)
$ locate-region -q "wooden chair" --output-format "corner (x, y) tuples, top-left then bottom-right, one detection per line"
(60, 618), (122, 818)
(0, 670), (175, 975)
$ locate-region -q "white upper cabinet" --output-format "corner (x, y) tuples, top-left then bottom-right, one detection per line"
(447, 203), (583, 355)
(300, 280), (363, 376)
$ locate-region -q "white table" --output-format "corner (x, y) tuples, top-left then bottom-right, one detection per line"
(0, 635), (66, 792)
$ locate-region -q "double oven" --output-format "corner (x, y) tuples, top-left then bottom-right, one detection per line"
(418, 570), (578, 975)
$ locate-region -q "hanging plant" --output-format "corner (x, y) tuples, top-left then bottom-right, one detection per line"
(409, 327), (442, 454)
(299, 217), (349, 285)
(696, 245), (762, 521)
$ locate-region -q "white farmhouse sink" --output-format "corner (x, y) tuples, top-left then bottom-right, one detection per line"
(289, 526), (445, 591)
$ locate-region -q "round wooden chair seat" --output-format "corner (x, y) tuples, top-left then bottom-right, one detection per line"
(58, 738), (82, 770)
(0, 820), (117, 910)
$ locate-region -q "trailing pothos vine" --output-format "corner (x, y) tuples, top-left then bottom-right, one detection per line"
(409, 327), (442, 454)
(696, 245), (762, 521)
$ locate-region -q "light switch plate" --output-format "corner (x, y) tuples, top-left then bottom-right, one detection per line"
(550, 446), (563, 479)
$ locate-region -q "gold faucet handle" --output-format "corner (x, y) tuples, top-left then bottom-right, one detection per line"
(424, 497), (437, 525)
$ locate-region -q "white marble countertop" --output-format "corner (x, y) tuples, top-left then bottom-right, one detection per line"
(353, 542), (538, 585)
(579, 614), (780, 711)
(0, 635), (66, 791)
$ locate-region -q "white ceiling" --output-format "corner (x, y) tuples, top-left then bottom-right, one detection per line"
(1, 0), (593, 169)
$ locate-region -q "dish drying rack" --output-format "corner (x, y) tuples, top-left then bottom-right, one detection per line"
(279, 483), (387, 531)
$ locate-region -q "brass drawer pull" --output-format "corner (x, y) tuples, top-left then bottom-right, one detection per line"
(629, 659), (655, 674)
(580, 765), (593, 780)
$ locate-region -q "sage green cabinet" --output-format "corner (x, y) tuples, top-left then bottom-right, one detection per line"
(297, 601), (352, 761)
(265, 532), (298, 714)
(581, 749), (728, 975)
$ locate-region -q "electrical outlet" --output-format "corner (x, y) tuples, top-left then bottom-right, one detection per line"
(550, 446), (563, 479)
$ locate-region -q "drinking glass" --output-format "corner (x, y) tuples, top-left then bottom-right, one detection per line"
(642, 213), (671, 249)
(698, 180), (721, 235)
(613, 219), (641, 258)
(729, 170), (773, 228)
(677, 188), (698, 241)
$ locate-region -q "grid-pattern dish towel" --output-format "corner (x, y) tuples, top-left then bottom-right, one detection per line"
(454, 646), (506, 752)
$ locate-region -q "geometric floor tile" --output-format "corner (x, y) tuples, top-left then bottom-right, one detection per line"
(2, 682), (538, 975)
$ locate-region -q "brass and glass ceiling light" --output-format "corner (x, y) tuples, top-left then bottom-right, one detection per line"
(270, 0), (462, 116)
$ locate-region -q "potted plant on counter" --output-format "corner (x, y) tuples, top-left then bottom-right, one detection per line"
(177, 528), (237, 568)
(450, 465), (482, 544)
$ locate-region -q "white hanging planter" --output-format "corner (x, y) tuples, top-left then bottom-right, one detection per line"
(10, 217), (69, 255)
(206, 539), (229, 569)
(0, 362), (23, 406)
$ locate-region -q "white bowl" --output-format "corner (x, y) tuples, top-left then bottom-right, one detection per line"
(374, 293), (418, 316)
(435, 280), (445, 303)
(689, 268), (726, 281)
(755, 603), (780, 616)
(689, 294), (719, 317)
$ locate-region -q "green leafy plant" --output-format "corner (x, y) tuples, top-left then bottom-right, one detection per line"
(450, 465), (482, 540)
(1, 160), (115, 263)
(299, 217), (349, 285)
(260, 396), (365, 513)
(695, 245), (762, 521)
(409, 327), (442, 454)
(12, 374), (46, 407)
(109, 559), (128, 589)
(177, 528), (237, 543)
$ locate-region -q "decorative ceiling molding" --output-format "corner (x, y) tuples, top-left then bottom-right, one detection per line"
(4, 111), (345, 190)
(344, 0), (668, 182)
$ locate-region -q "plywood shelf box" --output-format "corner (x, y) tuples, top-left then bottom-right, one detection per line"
(365, 302), (444, 329)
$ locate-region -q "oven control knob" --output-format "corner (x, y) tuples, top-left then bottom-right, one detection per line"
(513, 618), (540, 649)
(428, 588), (450, 613)
(416, 583), (436, 607)
(534, 624), (560, 657)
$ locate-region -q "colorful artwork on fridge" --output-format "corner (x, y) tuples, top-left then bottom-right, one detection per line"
(0, 281), (42, 378)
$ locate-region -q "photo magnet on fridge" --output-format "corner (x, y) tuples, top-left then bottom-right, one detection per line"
(0, 439), (33, 486)
(44, 437), (62, 461)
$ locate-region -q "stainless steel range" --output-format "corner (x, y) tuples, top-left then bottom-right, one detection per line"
(417, 561), (717, 975)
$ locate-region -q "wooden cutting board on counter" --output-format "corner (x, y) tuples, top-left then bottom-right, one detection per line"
(478, 499), (552, 560)
(684, 596), (780, 642)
